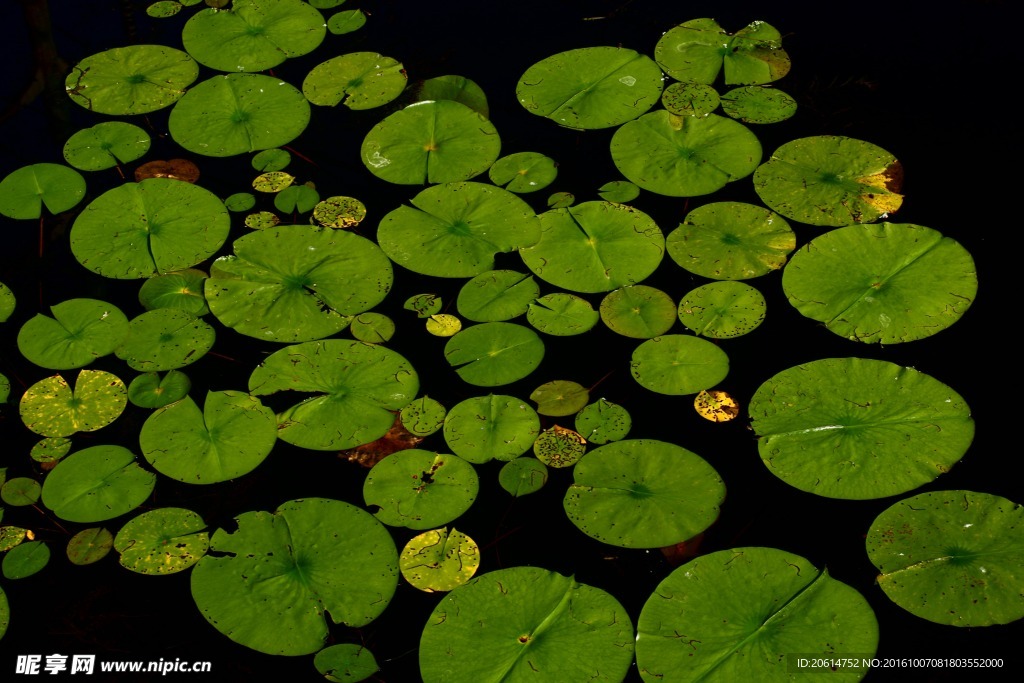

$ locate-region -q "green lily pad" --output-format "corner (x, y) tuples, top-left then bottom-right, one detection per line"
(749, 358), (975, 499)
(127, 370), (191, 408)
(721, 85), (797, 124)
(404, 294), (442, 318)
(0, 281), (15, 322)
(378, 182), (540, 278)
(456, 270), (539, 322)
(443, 394), (540, 464)
(146, 1), (181, 18)
(181, 0), (326, 72)
(169, 74), (311, 157)
(350, 312), (395, 344)
(654, 18), (791, 85)
(610, 111), (762, 197)
(0, 526), (28, 552)
(426, 314), (462, 337)
(564, 439), (724, 548)
(114, 507), (209, 574)
(248, 339), (419, 451)
(253, 171), (295, 193)
(498, 457), (549, 497)
(206, 225), (392, 343)
(361, 100), (500, 184)
(41, 445), (156, 522)
(1, 478), (41, 506)
(547, 191), (574, 208)
(20, 370), (127, 438)
(660, 81), (720, 117)
(314, 644), (379, 682)
(303, 52), (407, 110)
(400, 397), (447, 437)
(400, 527), (480, 593)
(0, 585), (7, 639)
(530, 380), (589, 417)
(274, 184), (320, 214)
(866, 490), (1024, 627)
(0, 163), (86, 219)
(677, 281), (767, 338)
(666, 201), (795, 280)
(191, 498), (398, 655)
(251, 148), (291, 172)
(516, 46), (663, 129)
(244, 211), (280, 229)
(115, 309), (215, 371)
(30, 437), (72, 465)
(2, 541), (50, 580)
(17, 298), (129, 370)
(0, 373), (7, 403)
(63, 122), (151, 171)
(138, 269), (209, 316)
(596, 180), (640, 203)
(636, 547), (877, 681)
(65, 45), (199, 115)
(753, 136), (904, 226)
(520, 201), (664, 293)
(420, 567), (635, 682)
(782, 223), (977, 343)
(444, 322), (544, 387)
(488, 152), (558, 193)
(533, 425), (586, 468)
(225, 192), (257, 211)
(416, 75), (489, 117)
(327, 9), (367, 35)
(600, 285), (676, 339)
(66, 527), (114, 566)
(139, 390), (277, 484)
(364, 450), (479, 530)
(526, 293), (599, 336)
(630, 335), (730, 395)
(575, 399), (631, 444)
(70, 178), (230, 279)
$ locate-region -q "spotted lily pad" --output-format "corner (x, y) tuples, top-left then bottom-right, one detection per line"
(575, 399), (631, 444)
(20, 370), (127, 438)
(364, 450), (479, 530)
(677, 281), (767, 338)
(400, 527), (480, 593)
(654, 18), (791, 85)
(114, 507), (209, 574)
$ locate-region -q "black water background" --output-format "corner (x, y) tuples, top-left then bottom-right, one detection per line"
(0, 0), (1019, 681)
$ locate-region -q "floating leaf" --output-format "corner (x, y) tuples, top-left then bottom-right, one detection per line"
(350, 312), (394, 344)
(20, 370), (127, 438)
(244, 211), (280, 229)
(416, 75), (488, 117)
(274, 184), (319, 214)
(326, 9), (366, 35)
(600, 285), (676, 339)
(253, 171), (295, 192)
(444, 322), (544, 387)
(693, 389), (740, 422)
(564, 439), (724, 548)
(3, 541), (50, 580)
(191, 498), (398, 655)
(66, 527), (114, 566)
(146, 1), (182, 18)
(533, 425), (586, 468)
(127, 370), (191, 409)
(517, 46), (663, 129)
(530, 380), (589, 417)
(488, 152), (557, 193)
(721, 85), (797, 123)
(655, 18), (791, 85)
(636, 548), (877, 680)
(400, 527), (480, 593)
(303, 52), (407, 110)
(134, 158), (200, 183)
(425, 314), (462, 337)
(0, 282), (15, 322)
(114, 507), (209, 574)
(546, 191), (574, 208)
(313, 196), (366, 228)
(0, 163), (86, 219)
(404, 293), (442, 318)
(456, 270), (538, 322)
(677, 281), (767, 338)
(138, 269), (209, 316)
(749, 358), (974, 499)
(866, 490), (1024, 627)
(597, 180), (639, 203)
(575, 399), (631, 444)
(314, 644), (378, 682)
(520, 201), (664, 293)
(526, 293), (599, 336)
(225, 192), (257, 211)
(63, 122), (151, 171)
(41, 445), (156, 522)
(661, 81), (720, 116)
(17, 298), (129, 370)
(782, 223), (976, 343)
(420, 567), (635, 682)
(753, 135), (903, 226)
(251, 148), (291, 172)
(30, 437), (72, 465)
(65, 45), (198, 115)
(361, 100), (500, 184)
(498, 457), (549, 497)
(1, 478), (41, 506)
(400, 397), (446, 437)
(443, 394), (540, 464)
(630, 335), (730, 395)
(115, 309), (215, 371)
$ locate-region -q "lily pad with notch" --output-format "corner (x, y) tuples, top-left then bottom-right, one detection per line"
(597, 180), (639, 203)
(41, 445), (156, 523)
(636, 547), (877, 681)
(516, 46), (663, 130)
(2, 541), (50, 580)
(364, 450), (479, 530)
(350, 312), (395, 344)
(63, 122), (151, 171)
(128, 370), (191, 409)
(314, 644), (378, 683)
(248, 339), (419, 451)
(488, 152), (557, 193)
(498, 458), (549, 497)
(677, 281), (767, 339)
(191, 498), (398, 655)
(443, 394), (540, 464)
(782, 223), (976, 343)
(526, 293), (599, 336)
(654, 18), (791, 85)
(138, 269), (209, 315)
(749, 357), (974, 499)
(361, 100), (500, 184)
(114, 507), (209, 574)
(327, 9), (367, 35)
(0, 163), (86, 219)
(575, 399), (631, 444)
(400, 397), (447, 437)
(415, 75), (489, 117)
(533, 425), (586, 468)
(420, 566), (635, 683)
(303, 52), (407, 110)
(456, 270), (539, 322)
(630, 335), (730, 395)
(444, 322), (544, 387)
(378, 182), (540, 278)
(520, 201), (664, 293)
(400, 527), (480, 593)
(721, 85), (797, 124)
(530, 380), (589, 417)
(20, 370), (127, 438)
(206, 225), (392, 343)
(564, 439), (724, 548)
(666, 201), (795, 280)
(115, 309), (215, 371)
(65, 45), (198, 115)
(17, 298), (129, 370)
(600, 285), (676, 339)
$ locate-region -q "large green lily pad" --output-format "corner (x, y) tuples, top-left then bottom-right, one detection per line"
(636, 547), (877, 682)
(520, 201), (664, 293)
(443, 394), (541, 463)
(866, 490), (1024, 627)
(753, 136), (904, 226)
(248, 340), (419, 451)
(41, 445), (156, 523)
(377, 182), (540, 278)
(17, 298), (129, 370)
(0, 163), (86, 219)
(361, 100), (500, 184)
(139, 390), (277, 484)
(444, 322), (544, 387)
(206, 225), (392, 342)
(191, 498), (398, 655)
(364, 450), (479, 530)
(420, 566), (634, 682)
(70, 178), (230, 279)
(65, 45), (199, 114)
(782, 223), (977, 343)
(749, 358), (974, 499)
(610, 111), (762, 197)
(516, 46), (663, 129)
(564, 439), (724, 548)
(654, 18), (791, 85)
(630, 335), (730, 395)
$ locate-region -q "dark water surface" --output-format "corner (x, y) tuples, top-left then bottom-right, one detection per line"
(0, 0), (1019, 681)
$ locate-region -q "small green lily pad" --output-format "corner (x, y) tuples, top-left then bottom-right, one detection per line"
(17, 298), (129, 370)
(63, 121), (151, 171)
(530, 380), (589, 417)
(721, 85), (797, 124)
(498, 457), (549, 497)
(127, 370), (191, 409)
(350, 312), (395, 344)
(65, 45), (199, 115)
(533, 425), (587, 468)
(66, 527), (114, 566)
(400, 397), (447, 437)
(443, 394), (540, 464)
(303, 52), (407, 110)
(138, 269), (209, 315)
(660, 81), (720, 117)
(0, 163), (86, 219)
(526, 293), (599, 336)
(575, 399), (631, 444)
(3, 541), (50, 580)
(655, 18), (791, 85)
(364, 450), (479, 530)
(41, 445), (156, 523)
(115, 309), (215, 371)
(444, 322), (544, 387)
(456, 270), (539, 322)
(415, 75), (489, 117)
(630, 335), (730, 395)
(114, 507), (209, 574)
(1, 478), (41, 506)
(600, 285), (676, 339)
(677, 281), (767, 339)
(400, 527), (480, 593)
(314, 643), (379, 682)
(488, 152), (558, 193)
